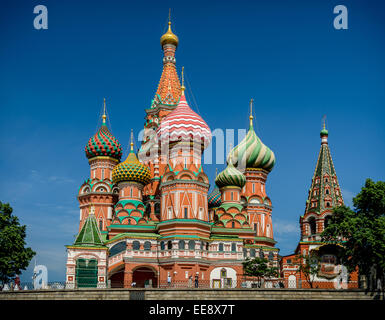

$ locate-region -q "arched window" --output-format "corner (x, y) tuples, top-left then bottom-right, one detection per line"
(178, 240), (185, 250)
(143, 241), (151, 251)
(206, 242), (209, 251)
(145, 204), (151, 217)
(259, 250), (264, 259)
(325, 189), (330, 195)
(324, 215), (332, 229)
(268, 251), (274, 261)
(218, 243), (224, 252)
(108, 241), (126, 257)
(160, 241), (165, 250)
(231, 221), (235, 228)
(154, 203), (160, 215)
(184, 207), (188, 219)
(231, 243), (236, 252)
(188, 240), (195, 250)
(200, 241), (204, 250)
(167, 240), (172, 250)
(308, 217), (316, 235)
(99, 219), (103, 231)
(132, 241), (140, 250)
(250, 248), (256, 257)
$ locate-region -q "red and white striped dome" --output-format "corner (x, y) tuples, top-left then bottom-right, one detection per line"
(157, 93), (211, 148)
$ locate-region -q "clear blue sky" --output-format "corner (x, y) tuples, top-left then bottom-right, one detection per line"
(0, 0), (384, 282)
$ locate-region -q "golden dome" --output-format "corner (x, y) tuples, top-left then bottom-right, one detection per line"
(160, 21), (179, 47)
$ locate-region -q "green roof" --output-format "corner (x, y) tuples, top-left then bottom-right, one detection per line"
(73, 213), (105, 247)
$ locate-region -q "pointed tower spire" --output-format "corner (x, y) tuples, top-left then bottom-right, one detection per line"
(152, 13), (181, 107)
(73, 206), (104, 247)
(301, 123), (344, 240)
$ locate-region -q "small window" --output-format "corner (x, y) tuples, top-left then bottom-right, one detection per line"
(184, 207), (188, 219)
(250, 249), (256, 257)
(167, 241), (172, 250)
(230, 192), (233, 201)
(287, 259), (292, 264)
(160, 241), (165, 250)
(268, 251), (274, 261)
(144, 241), (151, 251)
(101, 169), (105, 180)
(231, 243), (236, 252)
(132, 241), (140, 250)
(178, 240), (185, 250)
(252, 183), (255, 193)
(188, 240), (195, 250)
(259, 250), (264, 259)
(325, 189), (330, 195)
(99, 220), (103, 231)
(231, 221), (235, 228)
(218, 243), (224, 252)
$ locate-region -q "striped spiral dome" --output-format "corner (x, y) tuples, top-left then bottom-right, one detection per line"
(227, 119), (275, 172)
(156, 92), (211, 149)
(208, 185), (222, 208)
(85, 124), (122, 161)
(112, 149), (151, 185)
(215, 160), (246, 189)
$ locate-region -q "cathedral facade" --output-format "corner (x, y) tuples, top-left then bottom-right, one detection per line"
(65, 20), (279, 289)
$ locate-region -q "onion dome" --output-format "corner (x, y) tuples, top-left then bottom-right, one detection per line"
(208, 185), (222, 208)
(320, 122), (328, 137)
(215, 160), (246, 189)
(85, 99), (122, 161)
(227, 100), (275, 172)
(112, 133), (151, 185)
(160, 21), (179, 47)
(157, 68), (211, 148)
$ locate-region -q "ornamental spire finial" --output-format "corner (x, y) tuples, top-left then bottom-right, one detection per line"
(249, 98), (254, 128)
(181, 66), (185, 93)
(130, 129), (134, 151)
(102, 98), (107, 124)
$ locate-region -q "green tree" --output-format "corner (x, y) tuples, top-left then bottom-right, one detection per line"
(294, 253), (321, 288)
(321, 179), (385, 290)
(0, 202), (36, 285)
(242, 257), (278, 287)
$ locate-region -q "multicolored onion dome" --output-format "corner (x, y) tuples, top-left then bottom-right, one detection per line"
(208, 185), (222, 208)
(157, 92), (211, 148)
(112, 147), (151, 185)
(215, 160), (246, 189)
(227, 115), (275, 172)
(85, 124), (123, 161)
(160, 21), (179, 47)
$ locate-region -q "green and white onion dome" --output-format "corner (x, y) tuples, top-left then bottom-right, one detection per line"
(227, 116), (275, 172)
(215, 160), (246, 189)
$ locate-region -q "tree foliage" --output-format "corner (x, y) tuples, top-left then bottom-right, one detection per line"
(294, 253), (321, 288)
(0, 201), (36, 284)
(321, 179), (385, 289)
(242, 257), (278, 286)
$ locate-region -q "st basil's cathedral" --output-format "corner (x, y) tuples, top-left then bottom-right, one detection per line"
(65, 19), (355, 289)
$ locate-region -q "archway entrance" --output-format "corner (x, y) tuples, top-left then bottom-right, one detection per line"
(109, 268), (124, 288)
(132, 267), (157, 288)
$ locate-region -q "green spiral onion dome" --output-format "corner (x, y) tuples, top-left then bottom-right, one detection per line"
(215, 160), (246, 189)
(112, 146), (151, 185)
(227, 116), (275, 172)
(85, 123), (123, 161)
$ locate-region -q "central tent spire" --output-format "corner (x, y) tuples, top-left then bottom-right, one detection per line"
(152, 12), (181, 107)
